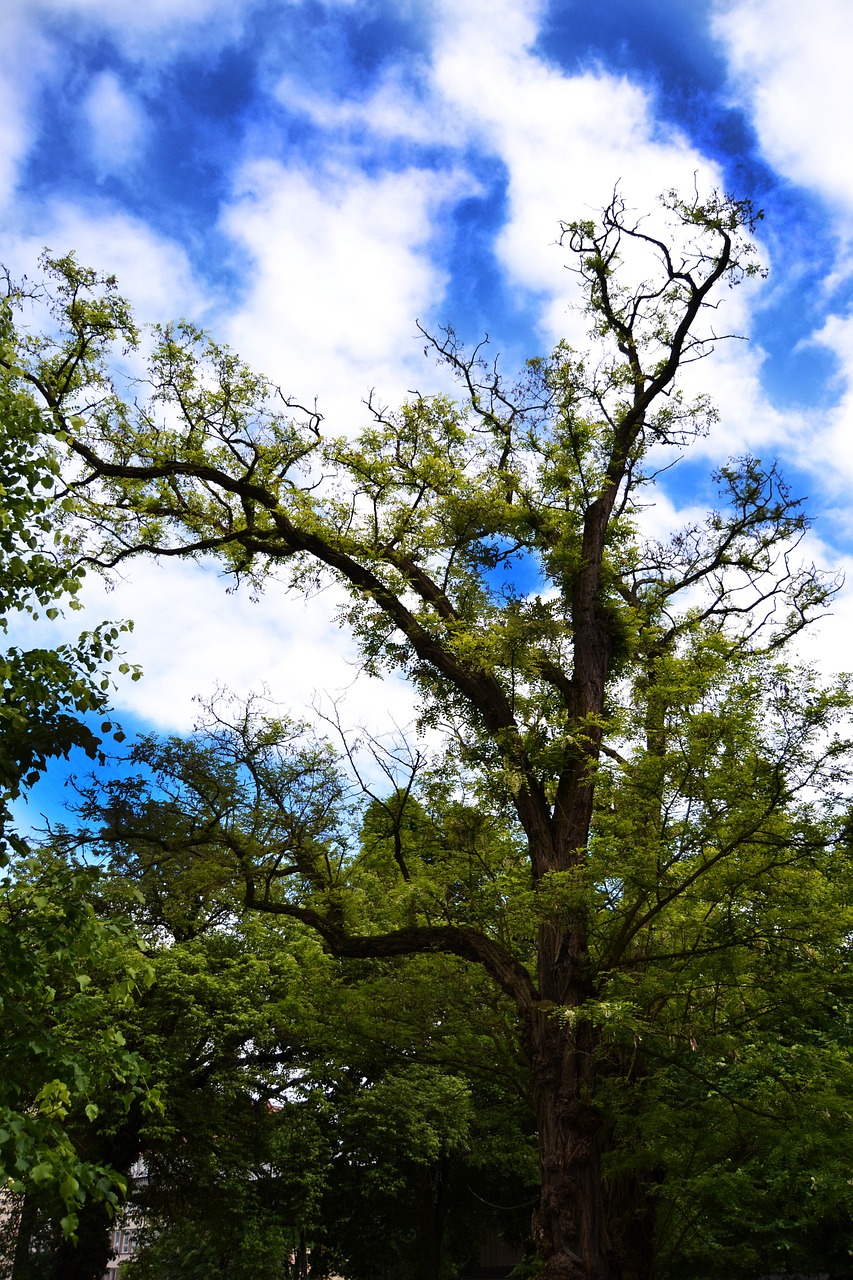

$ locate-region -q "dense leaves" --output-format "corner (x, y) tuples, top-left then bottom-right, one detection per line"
(77, 761), (539, 1280)
(0, 853), (155, 1259)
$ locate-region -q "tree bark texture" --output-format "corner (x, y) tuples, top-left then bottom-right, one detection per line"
(527, 996), (608, 1280)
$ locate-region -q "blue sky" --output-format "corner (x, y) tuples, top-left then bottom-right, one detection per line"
(4, 0), (853, 826)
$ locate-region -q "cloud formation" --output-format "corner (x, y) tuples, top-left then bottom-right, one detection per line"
(713, 0), (853, 212)
(221, 158), (475, 427)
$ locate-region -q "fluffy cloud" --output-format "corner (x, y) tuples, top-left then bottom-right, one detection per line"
(713, 0), (853, 212)
(271, 0), (728, 347)
(427, 0), (724, 341)
(220, 158), (476, 427)
(798, 311), (853, 496)
(710, 0), (853, 499)
(22, 557), (419, 744)
(246, 0), (741, 422)
(275, 61), (455, 147)
(4, 201), (207, 325)
(5, 0), (849, 741)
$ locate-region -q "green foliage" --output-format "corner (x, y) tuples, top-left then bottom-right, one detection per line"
(0, 854), (155, 1236)
(78, 856), (337, 1278)
(65, 761), (539, 1278)
(0, 291), (84, 625)
(319, 964), (537, 1280)
(0, 263), (149, 1263)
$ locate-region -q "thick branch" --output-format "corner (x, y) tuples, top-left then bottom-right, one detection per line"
(243, 881), (538, 1015)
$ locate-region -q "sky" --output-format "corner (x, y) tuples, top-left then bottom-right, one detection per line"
(4, 0), (853, 826)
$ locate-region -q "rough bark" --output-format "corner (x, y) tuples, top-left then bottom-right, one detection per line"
(529, 1010), (608, 1280)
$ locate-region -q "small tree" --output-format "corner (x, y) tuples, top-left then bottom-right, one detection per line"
(3, 193), (852, 1280)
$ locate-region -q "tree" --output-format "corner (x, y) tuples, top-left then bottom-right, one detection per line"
(0, 264), (144, 857)
(0, 268), (156, 1278)
(116, 919), (332, 1280)
(72, 729), (538, 1280)
(3, 192), (851, 1280)
(0, 267), (159, 1280)
(116, 935), (534, 1280)
(0, 853), (160, 1280)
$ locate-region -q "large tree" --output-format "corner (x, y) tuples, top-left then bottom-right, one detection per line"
(3, 194), (852, 1280)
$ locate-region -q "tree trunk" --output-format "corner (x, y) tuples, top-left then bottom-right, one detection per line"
(417, 1154), (449, 1280)
(10, 1194), (37, 1280)
(528, 1005), (608, 1280)
(44, 1199), (113, 1280)
(296, 1227), (308, 1280)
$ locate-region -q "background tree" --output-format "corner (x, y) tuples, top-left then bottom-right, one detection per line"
(3, 192), (851, 1280)
(74, 725), (538, 1280)
(0, 854), (155, 1280)
(0, 271), (151, 1278)
(117, 920), (331, 1280)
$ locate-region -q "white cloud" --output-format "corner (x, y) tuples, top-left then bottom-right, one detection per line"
(275, 61), (458, 146)
(259, 0), (752, 436)
(671, 324), (801, 461)
(220, 158), (476, 429)
(713, 0), (853, 212)
(4, 0), (849, 737)
(427, 0), (725, 343)
(272, 0), (729, 354)
(0, 77), (31, 211)
(707, 0), (853, 498)
(0, 0), (327, 215)
(795, 309), (853, 494)
(417, 0), (792, 477)
(786, 530), (853, 678)
(0, 0), (254, 212)
(18, 557), (420, 743)
(4, 200), (207, 325)
(82, 71), (147, 177)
